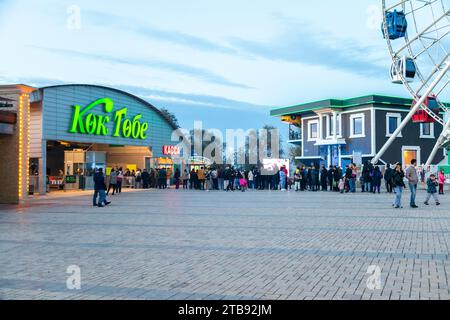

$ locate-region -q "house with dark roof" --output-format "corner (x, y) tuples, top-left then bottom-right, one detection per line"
(271, 95), (448, 168)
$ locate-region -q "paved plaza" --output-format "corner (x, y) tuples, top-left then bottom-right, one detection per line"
(0, 188), (449, 300)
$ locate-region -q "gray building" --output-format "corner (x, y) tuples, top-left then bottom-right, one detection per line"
(271, 95), (449, 168)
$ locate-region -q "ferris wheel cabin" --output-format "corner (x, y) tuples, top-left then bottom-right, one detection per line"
(411, 96), (440, 123)
(382, 10), (408, 40)
(390, 56), (416, 84)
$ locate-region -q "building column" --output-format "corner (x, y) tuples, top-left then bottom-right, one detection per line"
(327, 145), (331, 168)
(39, 140), (47, 195)
(318, 115), (323, 141)
(333, 112), (338, 138)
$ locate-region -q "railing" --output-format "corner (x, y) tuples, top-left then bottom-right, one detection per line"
(289, 127), (302, 141)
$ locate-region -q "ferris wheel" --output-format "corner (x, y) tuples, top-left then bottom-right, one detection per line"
(373, 0), (450, 165)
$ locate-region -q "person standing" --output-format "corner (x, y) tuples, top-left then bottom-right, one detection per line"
(159, 168), (167, 189)
(384, 164), (394, 193)
(93, 168), (110, 208)
(189, 168), (196, 190)
(344, 165), (352, 193)
(107, 169), (117, 196)
(392, 163), (406, 209)
(405, 159), (419, 208)
(174, 168), (181, 190)
(166, 168), (172, 189)
(438, 169), (445, 195)
(211, 168), (219, 190)
(328, 166), (336, 192)
(362, 161), (373, 193)
(371, 166), (383, 194)
(197, 167), (206, 190)
(248, 169), (254, 190)
(320, 166), (328, 191)
(424, 174), (441, 206)
(182, 169), (189, 189)
(149, 169), (156, 188)
(350, 163), (357, 193)
(294, 167), (301, 192)
(141, 169), (150, 189)
(279, 167), (287, 191)
(116, 168), (123, 194)
(135, 169), (142, 189)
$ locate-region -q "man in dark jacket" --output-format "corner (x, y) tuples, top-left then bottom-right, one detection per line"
(328, 166), (335, 191)
(141, 169), (150, 189)
(384, 164), (394, 193)
(320, 166), (328, 191)
(344, 165), (353, 192)
(93, 168), (110, 207)
(362, 160), (373, 192)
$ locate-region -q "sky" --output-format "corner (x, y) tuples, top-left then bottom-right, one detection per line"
(0, 0), (418, 134)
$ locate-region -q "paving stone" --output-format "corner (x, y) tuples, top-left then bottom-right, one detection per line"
(0, 189), (449, 300)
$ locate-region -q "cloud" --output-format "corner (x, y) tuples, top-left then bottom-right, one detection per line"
(83, 10), (237, 55)
(2, 76), (266, 112)
(30, 46), (252, 89)
(228, 18), (386, 77)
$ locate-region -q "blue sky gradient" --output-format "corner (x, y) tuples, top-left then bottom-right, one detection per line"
(0, 0), (423, 133)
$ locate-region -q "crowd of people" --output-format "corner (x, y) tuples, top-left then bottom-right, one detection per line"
(91, 161), (446, 209)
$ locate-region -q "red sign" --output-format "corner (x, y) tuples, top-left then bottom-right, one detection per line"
(163, 145), (181, 156)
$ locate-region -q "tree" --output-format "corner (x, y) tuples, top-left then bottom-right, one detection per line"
(289, 146), (302, 165)
(160, 107), (180, 128)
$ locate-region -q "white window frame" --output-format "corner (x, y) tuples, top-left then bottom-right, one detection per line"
(326, 114), (342, 139)
(402, 146), (421, 168)
(420, 122), (435, 139)
(349, 113), (365, 139)
(308, 120), (319, 142)
(385, 113), (403, 138)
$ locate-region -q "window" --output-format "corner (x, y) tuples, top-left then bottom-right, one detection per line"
(420, 123), (434, 138)
(326, 114), (342, 138)
(386, 113), (402, 137)
(349, 113), (365, 138)
(308, 120), (319, 141)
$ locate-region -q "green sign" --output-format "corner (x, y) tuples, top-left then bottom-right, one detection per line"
(69, 98), (149, 140)
(65, 175), (77, 184)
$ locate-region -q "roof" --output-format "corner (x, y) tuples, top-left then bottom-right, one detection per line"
(0, 96), (15, 102)
(37, 84), (179, 130)
(270, 94), (449, 117)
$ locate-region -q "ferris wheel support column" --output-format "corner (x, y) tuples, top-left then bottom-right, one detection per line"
(372, 60), (450, 165)
(425, 118), (450, 166)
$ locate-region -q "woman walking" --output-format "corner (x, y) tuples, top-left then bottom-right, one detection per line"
(438, 169), (445, 195)
(392, 163), (406, 209)
(106, 168), (117, 196)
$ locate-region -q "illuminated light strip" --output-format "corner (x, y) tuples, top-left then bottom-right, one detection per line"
(26, 95), (30, 194)
(18, 95), (24, 198)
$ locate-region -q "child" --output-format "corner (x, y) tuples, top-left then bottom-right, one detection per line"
(424, 174), (440, 206)
(239, 176), (248, 192)
(338, 179), (345, 194)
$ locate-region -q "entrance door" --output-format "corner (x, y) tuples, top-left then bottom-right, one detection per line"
(402, 147), (421, 168)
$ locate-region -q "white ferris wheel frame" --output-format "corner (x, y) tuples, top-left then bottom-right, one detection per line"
(373, 0), (450, 166)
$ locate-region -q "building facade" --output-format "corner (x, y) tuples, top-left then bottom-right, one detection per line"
(271, 95), (449, 168)
(0, 84), (180, 203)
